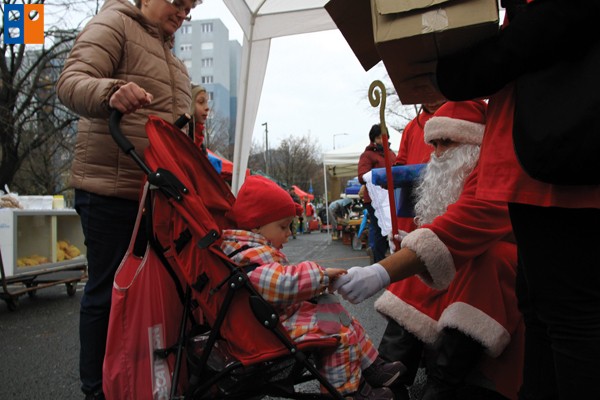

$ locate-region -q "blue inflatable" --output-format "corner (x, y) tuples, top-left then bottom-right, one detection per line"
(371, 164), (427, 218)
(357, 208), (369, 238)
(207, 152), (223, 174)
(371, 164), (426, 187)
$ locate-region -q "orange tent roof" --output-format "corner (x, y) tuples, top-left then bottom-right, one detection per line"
(292, 185), (314, 201)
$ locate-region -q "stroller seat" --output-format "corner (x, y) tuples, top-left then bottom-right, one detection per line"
(186, 326), (339, 399)
(105, 113), (345, 400)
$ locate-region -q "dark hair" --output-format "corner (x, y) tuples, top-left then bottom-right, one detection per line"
(369, 124), (381, 143)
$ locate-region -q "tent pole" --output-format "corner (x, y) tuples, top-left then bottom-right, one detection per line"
(323, 163), (330, 240)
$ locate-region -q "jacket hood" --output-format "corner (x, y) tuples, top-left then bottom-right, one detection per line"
(103, 0), (174, 46)
(364, 143), (389, 152)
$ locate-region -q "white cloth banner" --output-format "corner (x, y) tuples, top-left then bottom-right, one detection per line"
(363, 171), (392, 237)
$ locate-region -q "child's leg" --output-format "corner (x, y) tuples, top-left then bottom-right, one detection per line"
(319, 334), (362, 395)
(351, 316), (379, 369)
(353, 317), (408, 389)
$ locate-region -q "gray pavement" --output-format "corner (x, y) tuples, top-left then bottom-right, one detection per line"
(0, 230), (415, 399)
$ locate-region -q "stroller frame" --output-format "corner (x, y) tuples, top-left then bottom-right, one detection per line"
(108, 111), (345, 400)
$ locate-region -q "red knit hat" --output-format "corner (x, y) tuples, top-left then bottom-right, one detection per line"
(228, 175), (302, 230)
(424, 100), (487, 145)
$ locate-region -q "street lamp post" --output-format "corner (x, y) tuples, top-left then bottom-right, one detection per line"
(262, 122), (269, 175)
(333, 133), (349, 150)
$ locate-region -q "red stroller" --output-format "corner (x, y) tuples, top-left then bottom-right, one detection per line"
(103, 111), (345, 400)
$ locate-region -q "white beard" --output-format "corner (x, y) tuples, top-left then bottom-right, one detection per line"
(414, 144), (480, 227)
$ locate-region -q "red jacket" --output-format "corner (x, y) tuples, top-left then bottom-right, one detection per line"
(477, 84), (600, 207)
(357, 143), (396, 204)
(395, 110), (435, 166)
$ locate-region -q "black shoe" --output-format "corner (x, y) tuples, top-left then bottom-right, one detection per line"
(84, 391), (105, 400)
(378, 320), (423, 386)
(457, 384), (509, 400)
(421, 328), (484, 400)
(390, 383), (410, 400)
(351, 380), (395, 400)
(421, 376), (457, 400)
(363, 357), (406, 387)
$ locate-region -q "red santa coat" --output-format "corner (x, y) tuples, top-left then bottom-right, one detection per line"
(374, 164), (524, 400)
(394, 110), (435, 233)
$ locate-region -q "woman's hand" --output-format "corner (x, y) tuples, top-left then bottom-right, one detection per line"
(109, 82), (153, 114)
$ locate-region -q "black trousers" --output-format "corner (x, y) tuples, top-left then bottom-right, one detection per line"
(508, 203), (600, 400)
(76, 190), (140, 395)
(365, 203), (389, 263)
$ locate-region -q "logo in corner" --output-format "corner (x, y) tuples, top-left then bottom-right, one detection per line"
(3, 4), (45, 45)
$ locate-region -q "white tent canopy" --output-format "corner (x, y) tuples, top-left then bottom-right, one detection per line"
(322, 142), (365, 179)
(224, 0), (337, 194)
(321, 142), (365, 230)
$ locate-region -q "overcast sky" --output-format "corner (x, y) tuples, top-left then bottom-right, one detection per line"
(55, 1), (408, 154)
(188, 1), (405, 154)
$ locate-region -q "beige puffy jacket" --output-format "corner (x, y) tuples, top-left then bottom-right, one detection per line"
(57, 0), (191, 201)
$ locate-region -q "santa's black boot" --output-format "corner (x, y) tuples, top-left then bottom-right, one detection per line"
(421, 327), (484, 400)
(377, 320), (423, 400)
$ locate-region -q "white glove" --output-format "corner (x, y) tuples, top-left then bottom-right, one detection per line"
(332, 263), (390, 304)
(388, 230), (408, 254)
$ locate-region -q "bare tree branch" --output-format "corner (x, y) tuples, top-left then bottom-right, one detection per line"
(0, 0), (86, 194)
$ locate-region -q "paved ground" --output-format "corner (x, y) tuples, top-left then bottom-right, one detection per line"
(0, 230), (421, 399)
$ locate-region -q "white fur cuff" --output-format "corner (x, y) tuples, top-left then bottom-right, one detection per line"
(401, 228), (455, 289)
(439, 302), (511, 357)
(375, 290), (439, 344)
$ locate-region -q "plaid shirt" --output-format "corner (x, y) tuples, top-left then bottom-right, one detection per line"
(221, 229), (378, 394)
(221, 229), (328, 313)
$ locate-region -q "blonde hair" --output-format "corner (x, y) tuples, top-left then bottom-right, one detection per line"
(190, 84), (206, 115)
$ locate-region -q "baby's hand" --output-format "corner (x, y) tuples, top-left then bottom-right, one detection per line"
(325, 268), (347, 291)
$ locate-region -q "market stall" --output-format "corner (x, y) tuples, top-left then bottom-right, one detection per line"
(0, 195), (86, 311)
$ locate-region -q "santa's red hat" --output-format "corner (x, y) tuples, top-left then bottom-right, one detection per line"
(228, 175), (302, 230)
(424, 100), (487, 145)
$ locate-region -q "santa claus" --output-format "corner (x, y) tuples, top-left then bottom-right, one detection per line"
(334, 100), (524, 400)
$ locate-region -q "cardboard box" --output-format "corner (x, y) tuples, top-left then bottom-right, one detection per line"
(326, 0), (500, 104)
(324, 0), (380, 71)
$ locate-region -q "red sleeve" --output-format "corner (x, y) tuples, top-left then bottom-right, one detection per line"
(357, 150), (371, 184)
(423, 165), (513, 269)
(395, 119), (416, 165)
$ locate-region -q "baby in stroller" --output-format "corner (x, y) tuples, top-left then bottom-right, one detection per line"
(221, 176), (402, 400)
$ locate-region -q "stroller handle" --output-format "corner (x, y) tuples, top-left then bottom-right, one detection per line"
(109, 110), (192, 176)
(109, 110), (134, 155)
(109, 110), (192, 155)
(109, 109), (152, 175)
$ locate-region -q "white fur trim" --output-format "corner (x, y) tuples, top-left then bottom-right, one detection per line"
(424, 116), (485, 145)
(401, 228), (455, 289)
(439, 302), (511, 358)
(374, 290), (439, 344)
